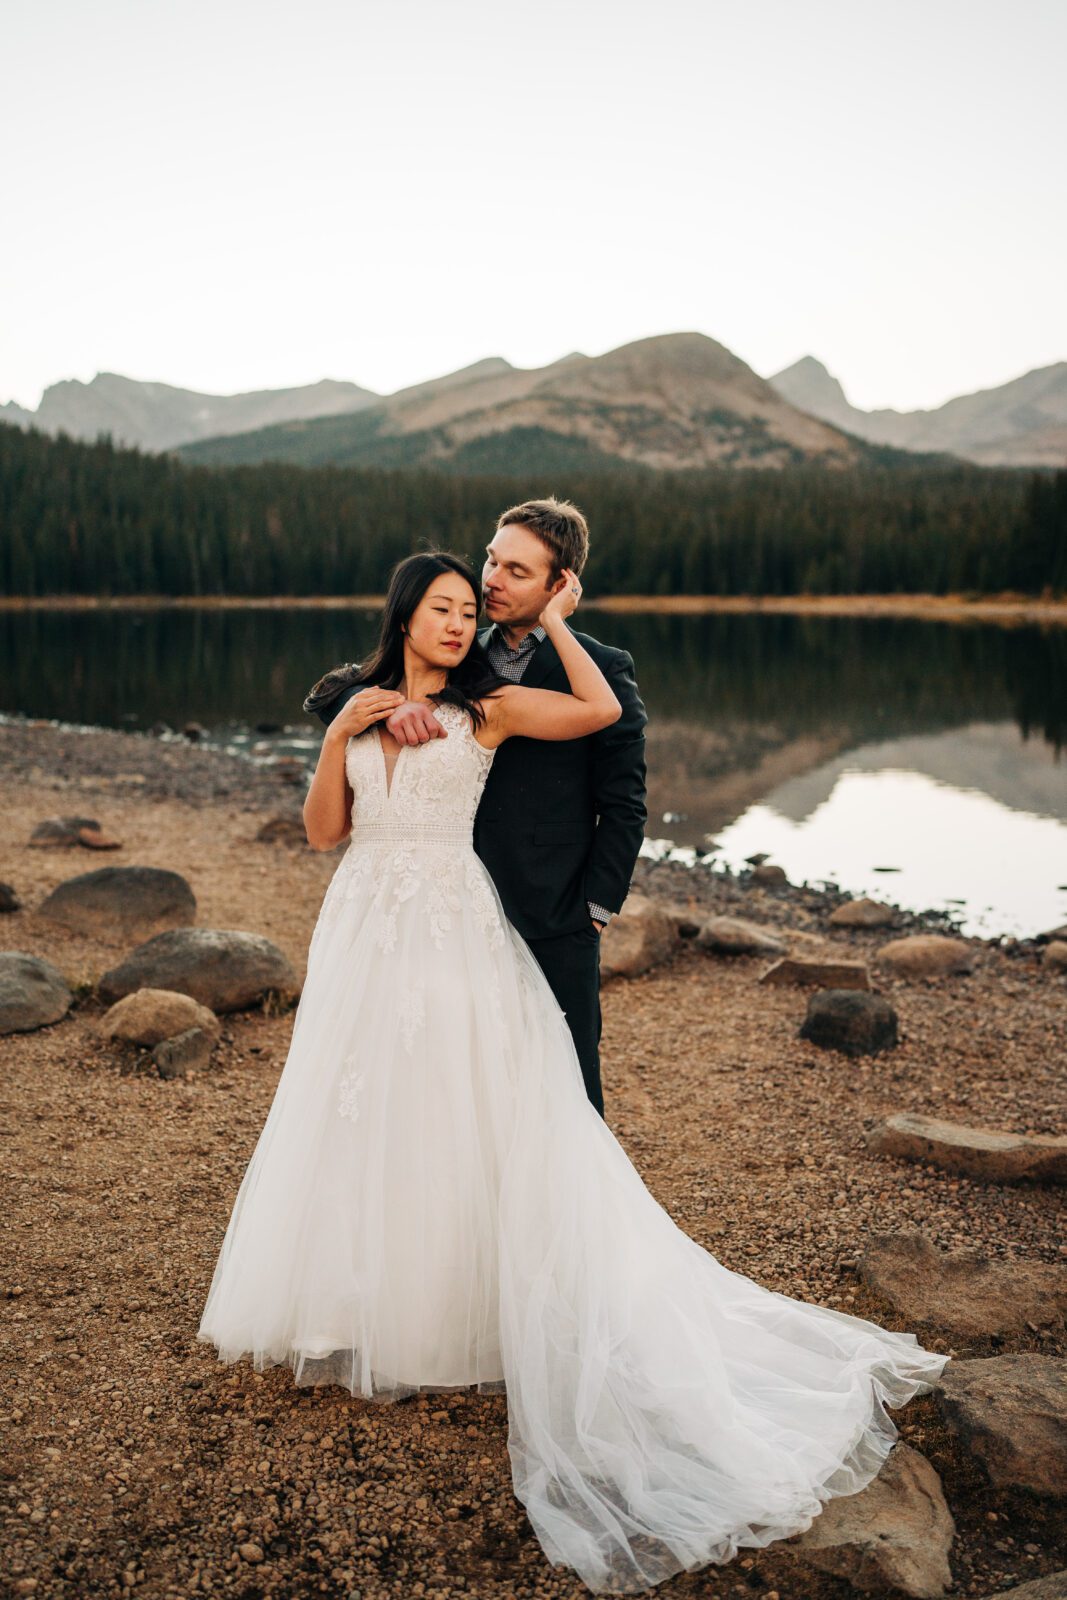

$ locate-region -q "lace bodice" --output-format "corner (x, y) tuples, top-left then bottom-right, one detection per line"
(344, 700), (495, 836)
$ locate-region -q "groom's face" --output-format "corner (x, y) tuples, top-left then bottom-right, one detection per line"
(482, 524), (558, 628)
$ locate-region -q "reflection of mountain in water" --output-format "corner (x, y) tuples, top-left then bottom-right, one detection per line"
(764, 723), (1067, 827)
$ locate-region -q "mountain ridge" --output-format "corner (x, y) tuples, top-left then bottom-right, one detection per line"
(6, 334), (1063, 470)
(178, 332), (875, 474)
(769, 355), (1067, 467)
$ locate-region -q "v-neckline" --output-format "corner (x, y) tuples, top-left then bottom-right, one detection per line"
(374, 724), (405, 803)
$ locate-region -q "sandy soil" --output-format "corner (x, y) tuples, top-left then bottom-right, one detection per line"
(1, 722), (1064, 1600)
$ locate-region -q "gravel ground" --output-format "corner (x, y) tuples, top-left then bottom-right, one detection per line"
(1, 720), (1065, 1600)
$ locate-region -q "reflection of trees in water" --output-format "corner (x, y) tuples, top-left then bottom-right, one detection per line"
(0, 608), (1063, 759)
(592, 613), (1066, 756)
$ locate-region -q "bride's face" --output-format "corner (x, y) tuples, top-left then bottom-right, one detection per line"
(405, 572), (479, 669)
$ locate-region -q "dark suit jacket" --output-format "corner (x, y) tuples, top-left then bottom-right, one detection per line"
(472, 625), (647, 942)
(307, 626), (648, 942)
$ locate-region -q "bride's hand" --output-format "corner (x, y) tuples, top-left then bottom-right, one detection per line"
(539, 568), (583, 628)
(327, 686), (405, 741)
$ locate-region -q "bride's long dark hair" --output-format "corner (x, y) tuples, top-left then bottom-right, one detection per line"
(302, 551), (508, 730)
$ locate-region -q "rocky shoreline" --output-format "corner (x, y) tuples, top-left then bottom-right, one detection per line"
(1, 717), (1065, 1600)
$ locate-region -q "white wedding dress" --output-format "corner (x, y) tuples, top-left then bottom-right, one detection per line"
(198, 701), (950, 1594)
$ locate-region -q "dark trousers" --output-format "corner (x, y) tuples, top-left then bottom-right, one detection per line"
(525, 925), (605, 1119)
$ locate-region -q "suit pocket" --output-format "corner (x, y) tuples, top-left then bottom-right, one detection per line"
(532, 822), (587, 846)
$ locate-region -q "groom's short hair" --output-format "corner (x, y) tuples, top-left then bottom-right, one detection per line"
(496, 498), (590, 579)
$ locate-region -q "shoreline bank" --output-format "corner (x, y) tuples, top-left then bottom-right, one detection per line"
(0, 590), (1064, 625)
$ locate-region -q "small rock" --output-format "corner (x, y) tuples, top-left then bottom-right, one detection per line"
(29, 814), (104, 848)
(0, 951), (74, 1035)
(980, 1576), (1067, 1599)
(660, 903), (703, 939)
(786, 1443), (955, 1597)
(858, 1229), (1067, 1341)
(0, 882), (22, 913)
(1043, 940), (1067, 973)
(866, 1112), (1067, 1185)
(38, 865), (196, 940)
(270, 756), (307, 785)
(752, 862), (788, 885)
(256, 816), (309, 847)
(938, 1355), (1067, 1497)
(152, 1026), (215, 1079)
(599, 895), (679, 980)
(828, 897), (896, 928)
(76, 825), (122, 850)
(696, 916), (788, 957)
(875, 935), (975, 979)
(798, 990), (898, 1057)
(99, 988), (220, 1048)
(760, 957), (871, 990)
(237, 1541), (264, 1563)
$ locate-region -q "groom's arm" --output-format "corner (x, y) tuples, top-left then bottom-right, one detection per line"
(583, 649), (647, 919)
(311, 684), (363, 726)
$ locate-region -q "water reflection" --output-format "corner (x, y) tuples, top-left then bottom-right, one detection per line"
(1, 606), (1065, 936)
(707, 754), (1067, 939)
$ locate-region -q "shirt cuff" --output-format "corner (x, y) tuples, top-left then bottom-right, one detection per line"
(587, 901), (614, 926)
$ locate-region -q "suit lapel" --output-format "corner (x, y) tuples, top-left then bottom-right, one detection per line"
(516, 631), (561, 691)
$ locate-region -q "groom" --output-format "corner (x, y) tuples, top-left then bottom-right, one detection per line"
(384, 498), (647, 1118)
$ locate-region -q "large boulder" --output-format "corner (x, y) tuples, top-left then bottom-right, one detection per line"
(38, 866), (196, 940)
(98, 929), (299, 1013)
(829, 897), (897, 928)
(98, 987), (220, 1048)
(875, 935), (975, 979)
(761, 956), (871, 989)
(599, 895), (679, 980)
(0, 952), (74, 1034)
(867, 1112), (1067, 1185)
(785, 1443), (955, 1598)
(937, 1355), (1067, 1497)
(858, 1230), (1066, 1342)
(799, 990), (899, 1057)
(696, 916), (788, 957)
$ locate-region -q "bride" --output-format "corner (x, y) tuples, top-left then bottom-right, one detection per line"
(198, 550), (950, 1595)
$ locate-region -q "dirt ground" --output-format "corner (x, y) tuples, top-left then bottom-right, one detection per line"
(1, 721), (1064, 1600)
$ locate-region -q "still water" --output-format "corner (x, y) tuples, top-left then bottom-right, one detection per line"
(2, 606), (1065, 940)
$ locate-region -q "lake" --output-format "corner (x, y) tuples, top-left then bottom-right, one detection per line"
(3, 604), (1066, 940)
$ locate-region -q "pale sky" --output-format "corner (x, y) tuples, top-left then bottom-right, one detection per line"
(3, 0), (1064, 415)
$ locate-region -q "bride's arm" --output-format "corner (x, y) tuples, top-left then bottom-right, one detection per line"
(479, 570), (621, 746)
(303, 686), (404, 849)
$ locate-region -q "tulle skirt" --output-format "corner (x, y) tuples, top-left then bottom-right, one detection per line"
(198, 831), (950, 1594)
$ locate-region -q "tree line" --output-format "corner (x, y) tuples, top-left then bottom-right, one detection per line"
(1, 423), (1064, 597)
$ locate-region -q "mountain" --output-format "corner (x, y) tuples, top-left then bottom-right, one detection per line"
(770, 356), (1067, 468)
(179, 333), (879, 473)
(4, 372), (380, 452)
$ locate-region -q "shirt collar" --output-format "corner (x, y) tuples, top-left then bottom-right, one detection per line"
(491, 623), (546, 654)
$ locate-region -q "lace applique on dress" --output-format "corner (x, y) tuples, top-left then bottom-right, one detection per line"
(337, 1049), (364, 1123)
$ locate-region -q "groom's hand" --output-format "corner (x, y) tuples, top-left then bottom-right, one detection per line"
(386, 701), (447, 745)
